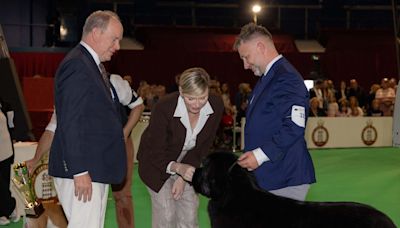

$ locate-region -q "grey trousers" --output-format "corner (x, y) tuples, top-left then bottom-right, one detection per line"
(147, 175), (199, 228)
(269, 184), (310, 201)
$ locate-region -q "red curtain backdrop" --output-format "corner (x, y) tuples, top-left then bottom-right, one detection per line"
(10, 52), (66, 78)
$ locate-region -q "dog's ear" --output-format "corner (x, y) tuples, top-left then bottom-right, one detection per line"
(192, 167), (212, 197)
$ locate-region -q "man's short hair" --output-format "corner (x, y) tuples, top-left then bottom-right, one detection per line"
(82, 10), (120, 38)
(233, 23), (272, 51)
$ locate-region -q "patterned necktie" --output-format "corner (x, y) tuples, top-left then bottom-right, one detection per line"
(98, 63), (111, 92)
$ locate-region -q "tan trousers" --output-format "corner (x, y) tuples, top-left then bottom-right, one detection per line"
(112, 139), (135, 228)
(147, 176), (199, 228)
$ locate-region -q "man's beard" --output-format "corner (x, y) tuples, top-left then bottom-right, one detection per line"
(252, 66), (263, 76)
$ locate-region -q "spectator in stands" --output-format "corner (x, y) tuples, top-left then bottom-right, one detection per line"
(221, 82), (235, 116)
(320, 79), (332, 110)
(366, 83), (381, 112)
(326, 92), (339, 117)
(309, 97), (326, 117)
(348, 96), (364, 117)
(209, 79), (221, 96)
(235, 82), (252, 124)
(138, 82), (154, 112)
(137, 80), (149, 97)
(336, 80), (348, 104)
(389, 77), (398, 92)
(309, 79), (324, 109)
(337, 99), (350, 117)
(0, 98), (19, 225)
(137, 67), (223, 228)
(367, 99), (383, 117)
(375, 77), (396, 116)
(325, 79), (337, 101)
(347, 79), (367, 109)
(153, 85), (166, 104)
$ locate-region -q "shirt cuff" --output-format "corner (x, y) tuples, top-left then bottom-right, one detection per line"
(6, 111), (14, 128)
(166, 161), (176, 175)
(74, 171), (89, 177)
(45, 112), (57, 132)
(253, 148), (270, 166)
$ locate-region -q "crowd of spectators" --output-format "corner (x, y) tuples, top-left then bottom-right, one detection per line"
(134, 75), (398, 120)
(132, 74), (397, 150)
(308, 78), (397, 117)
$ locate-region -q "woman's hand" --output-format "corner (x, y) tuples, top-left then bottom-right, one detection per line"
(172, 177), (186, 200)
(172, 163), (195, 181)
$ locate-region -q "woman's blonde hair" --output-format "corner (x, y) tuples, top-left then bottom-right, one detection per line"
(179, 67), (210, 96)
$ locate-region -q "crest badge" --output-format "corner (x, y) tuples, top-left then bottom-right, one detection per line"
(312, 119), (329, 147)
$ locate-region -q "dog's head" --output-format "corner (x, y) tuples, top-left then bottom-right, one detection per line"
(192, 152), (256, 200)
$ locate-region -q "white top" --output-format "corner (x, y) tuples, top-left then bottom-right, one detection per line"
(166, 95), (214, 174)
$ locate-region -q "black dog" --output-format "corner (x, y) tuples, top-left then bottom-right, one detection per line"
(192, 152), (396, 228)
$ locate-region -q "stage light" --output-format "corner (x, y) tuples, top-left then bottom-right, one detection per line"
(252, 4), (262, 24)
(252, 4), (261, 14)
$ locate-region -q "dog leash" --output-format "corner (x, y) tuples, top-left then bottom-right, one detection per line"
(228, 160), (238, 173)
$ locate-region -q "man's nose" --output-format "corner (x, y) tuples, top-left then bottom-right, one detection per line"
(115, 41), (120, 51)
(243, 61), (250, 69)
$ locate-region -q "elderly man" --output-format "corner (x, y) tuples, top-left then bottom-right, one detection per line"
(49, 10), (126, 227)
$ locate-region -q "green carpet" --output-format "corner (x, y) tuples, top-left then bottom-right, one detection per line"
(6, 147), (399, 227)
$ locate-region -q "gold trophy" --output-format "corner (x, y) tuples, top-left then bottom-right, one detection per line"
(11, 162), (45, 218)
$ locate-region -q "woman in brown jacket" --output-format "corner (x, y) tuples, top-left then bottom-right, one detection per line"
(137, 67), (224, 228)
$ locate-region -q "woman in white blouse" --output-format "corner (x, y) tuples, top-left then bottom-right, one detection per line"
(137, 67), (224, 228)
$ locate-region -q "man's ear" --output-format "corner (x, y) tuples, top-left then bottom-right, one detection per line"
(179, 87), (183, 96)
(91, 27), (100, 42)
(256, 41), (266, 54)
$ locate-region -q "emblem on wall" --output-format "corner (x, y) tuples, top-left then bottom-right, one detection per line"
(362, 120), (378, 146)
(312, 119), (329, 147)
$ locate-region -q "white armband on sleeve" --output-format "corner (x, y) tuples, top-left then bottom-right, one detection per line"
(291, 105), (305, 128)
(253, 148), (270, 166)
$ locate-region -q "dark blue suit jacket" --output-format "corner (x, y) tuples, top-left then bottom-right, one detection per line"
(49, 44), (126, 184)
(244, 57), (316, 191)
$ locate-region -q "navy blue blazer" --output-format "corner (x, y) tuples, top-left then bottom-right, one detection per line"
(244, 57), (316, 191)
(49, 44), (127, 184)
